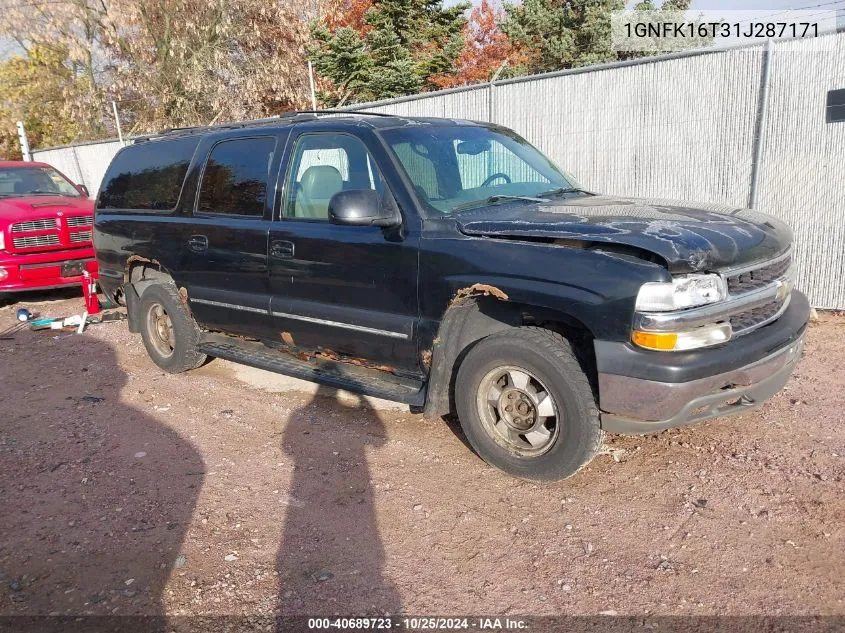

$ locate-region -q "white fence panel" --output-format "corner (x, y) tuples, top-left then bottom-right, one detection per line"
(32, 140), (126, 197)
(756, 33), (845, 309)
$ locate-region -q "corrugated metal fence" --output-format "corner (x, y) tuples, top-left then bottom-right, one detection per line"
(33, 32), (845, 308)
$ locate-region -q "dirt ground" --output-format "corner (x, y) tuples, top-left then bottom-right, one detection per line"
(0, 290), (842, 621)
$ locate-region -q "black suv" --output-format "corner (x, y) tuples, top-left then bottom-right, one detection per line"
(93, 112), (809, 480)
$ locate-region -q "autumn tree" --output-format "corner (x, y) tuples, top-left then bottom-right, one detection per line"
(310, 0), (469, 106)
(0, 47), (83, 159)
(0, 0), (315, 145)
(430, 0), (524, 89)
(323, 0), (374, 32)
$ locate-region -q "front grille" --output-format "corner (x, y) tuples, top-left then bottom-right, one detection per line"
(69, 230), (92, 243)
(729, 299), (782, 333)
(66, 215), (93, 228)
(11, 218), (57, 232)
(13, 234), (60, 248)
(727, 255), (792, 295)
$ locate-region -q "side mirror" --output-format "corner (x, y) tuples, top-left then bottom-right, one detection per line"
(77, 184), (89, 197)
(328, 190), (399, 227)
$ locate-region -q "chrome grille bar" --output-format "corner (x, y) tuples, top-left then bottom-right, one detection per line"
(11, 218), (57, 232)
(12, 234), (61, 248)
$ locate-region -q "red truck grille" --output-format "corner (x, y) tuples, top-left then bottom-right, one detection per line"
(70, 230), (92, 243)
(6, 214), (93, 253)
(66, 216), (93, 228)
(11, 218), (58, 232)
(12, 234), (61, 248)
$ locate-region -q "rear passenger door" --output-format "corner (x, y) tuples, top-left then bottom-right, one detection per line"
(179, 133), (284, 338)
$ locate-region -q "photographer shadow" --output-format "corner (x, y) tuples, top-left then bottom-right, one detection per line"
(0, 327), (202, 626)
(276, 385), (402, 618)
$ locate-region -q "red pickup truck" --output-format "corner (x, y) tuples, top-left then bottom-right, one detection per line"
(0, 161), (97, 295)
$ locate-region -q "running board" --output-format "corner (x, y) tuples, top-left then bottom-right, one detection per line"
(198, 334), (426, 406)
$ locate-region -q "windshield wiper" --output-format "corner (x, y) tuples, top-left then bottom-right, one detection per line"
(25, 190), (63, 196)
(538, 187), (593, 198)
(452, 195), (545, 213)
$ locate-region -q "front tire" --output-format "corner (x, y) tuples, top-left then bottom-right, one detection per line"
(455, 327), (602, 481)
(138, 283), (206, 373)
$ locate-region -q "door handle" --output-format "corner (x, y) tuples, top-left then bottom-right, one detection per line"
(270, 240), (295, 259)
(187, 235), (208, 253)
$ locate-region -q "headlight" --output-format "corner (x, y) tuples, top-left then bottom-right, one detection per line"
(635, 274), (727, 312)
(632, 323), (732, 351)
(0, 232), (4, 250)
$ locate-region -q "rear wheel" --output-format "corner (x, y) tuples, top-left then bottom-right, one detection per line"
(455, 327), (602, 481)
(138, 283), (206, 373)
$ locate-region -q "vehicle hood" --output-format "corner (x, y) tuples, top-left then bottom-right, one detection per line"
(0, 195), (93, 221)
(455, 195), (793, 273)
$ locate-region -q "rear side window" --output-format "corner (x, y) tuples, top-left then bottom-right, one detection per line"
(197, 137), (276, 217)
(97, 137), (199, 210)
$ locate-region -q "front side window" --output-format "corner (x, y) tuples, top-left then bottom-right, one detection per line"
(284, 133), (384, 221)
(0, 166), (81, 198)
(380, 125), (575, 215)
(197, 137), (276, 217)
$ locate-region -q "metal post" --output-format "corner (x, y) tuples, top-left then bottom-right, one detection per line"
(15, 121), (31, 161)
(748, 39), (773, 209)
(112, 100), (124, 145)
(487, 60), (509, 124)
(70, 146), (85, 190)
(308, 61), (318, 110)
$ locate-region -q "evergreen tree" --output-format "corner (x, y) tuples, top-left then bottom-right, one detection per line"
(502, 0), (694, 76)
(310, 0), (469, 106)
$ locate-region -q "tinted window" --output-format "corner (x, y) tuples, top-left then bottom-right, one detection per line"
(197, 137), (276, 216)
(284, 134), (384, 221)
(97, 137), (199, 210)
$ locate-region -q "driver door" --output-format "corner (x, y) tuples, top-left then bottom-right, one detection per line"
(267, 129), (422, 375)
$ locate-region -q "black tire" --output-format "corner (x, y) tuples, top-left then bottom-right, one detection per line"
(455, 326), (602, 481)
(138, 282), (206, 373)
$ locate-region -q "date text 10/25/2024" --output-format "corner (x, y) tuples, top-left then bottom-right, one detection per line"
(308, 617), (529, 630)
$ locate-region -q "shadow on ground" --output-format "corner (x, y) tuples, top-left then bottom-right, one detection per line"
(0, 326), (203, 626)
(276, 386), (402, 618)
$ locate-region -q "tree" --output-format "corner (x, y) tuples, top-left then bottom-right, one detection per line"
(501, 0), (694, 76)
(310, 0), (469, 106)
(100, 0), (314, 131)
(430, 0), (525, 89)
(323, 0), (374, 32)
(0, 47), (83, 160)
(0, 0), (315, 144)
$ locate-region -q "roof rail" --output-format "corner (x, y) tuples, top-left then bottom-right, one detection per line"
(136, 109), (399, 142)
(295, 109), (397, 118)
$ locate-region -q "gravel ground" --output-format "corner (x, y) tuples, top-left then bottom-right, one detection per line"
(0, 290), (842, 620)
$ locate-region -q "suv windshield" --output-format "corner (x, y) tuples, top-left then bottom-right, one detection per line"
(0, 166), (81, 198)
(380, 125), (576, 215)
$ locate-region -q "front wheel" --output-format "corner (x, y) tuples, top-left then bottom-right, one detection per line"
(455, 327), (602, 481)
(138, 282), (206, 373)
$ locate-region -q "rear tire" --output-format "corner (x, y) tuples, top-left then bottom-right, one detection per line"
(138, 283), (206, 373)
(455, 327), (602, 481)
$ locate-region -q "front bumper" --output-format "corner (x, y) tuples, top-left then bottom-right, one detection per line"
(596, 289), (810, 434)
(0, 249), (97, 293)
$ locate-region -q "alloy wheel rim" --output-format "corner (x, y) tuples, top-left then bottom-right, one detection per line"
(146, 302), (175, 358)
(475, 365), (560, 457)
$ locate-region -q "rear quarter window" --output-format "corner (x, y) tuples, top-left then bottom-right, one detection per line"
(97, 137), (200, 211)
